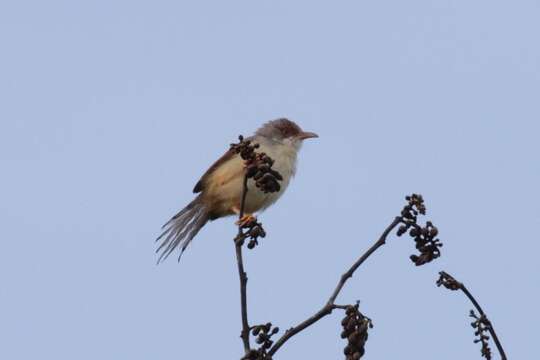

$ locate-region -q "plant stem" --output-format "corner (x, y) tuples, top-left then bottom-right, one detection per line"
(235, 174), (251, 354)
(461, 284), (507, 360)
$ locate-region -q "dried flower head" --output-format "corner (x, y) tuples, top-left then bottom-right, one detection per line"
(470, 310), (493, 360)
(340, 303), (373, 360)
(436, 271), (462, 291)
(397, 194), (443, 266)
(235, 216), (267, 249)
(231, 135), (283, 194)
(241, 323), (280, 360)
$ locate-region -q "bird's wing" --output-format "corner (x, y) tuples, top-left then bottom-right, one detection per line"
(193, 148), (237, 193)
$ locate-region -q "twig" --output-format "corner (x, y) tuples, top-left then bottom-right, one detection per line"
(461, 284), (507, 360)
(235, 174), (251, 354)
(267, 216), (402, 357)
(328, 216), (402, 305)
(437, 271), (507, 360)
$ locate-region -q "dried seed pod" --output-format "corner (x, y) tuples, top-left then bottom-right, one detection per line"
(340, 303), (372, 359)
(248, 322), (280, 358)
(398, 194), (443, 266)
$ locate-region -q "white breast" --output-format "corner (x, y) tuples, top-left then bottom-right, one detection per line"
(244, 136), (298, 213)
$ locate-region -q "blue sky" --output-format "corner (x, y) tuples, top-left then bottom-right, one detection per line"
(1, 1), (538, 359)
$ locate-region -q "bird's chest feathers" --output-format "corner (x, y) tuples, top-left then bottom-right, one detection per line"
(264, 142), (297, 178)
(258, 141), (297, 188)
(245, 141), (298, 211)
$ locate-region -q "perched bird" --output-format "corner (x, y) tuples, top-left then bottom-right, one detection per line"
(156, 118), (318, 262)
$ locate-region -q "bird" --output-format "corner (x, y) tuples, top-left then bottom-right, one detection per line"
(156, 118), (318, 263)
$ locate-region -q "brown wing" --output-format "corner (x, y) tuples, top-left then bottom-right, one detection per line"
(193, 148), (237, 193)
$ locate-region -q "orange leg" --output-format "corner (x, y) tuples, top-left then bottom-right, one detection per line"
(231, 206), (257, 226)
(236, 214), (257, 226)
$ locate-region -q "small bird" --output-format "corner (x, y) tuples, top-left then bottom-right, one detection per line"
(156, 118), (318, 262)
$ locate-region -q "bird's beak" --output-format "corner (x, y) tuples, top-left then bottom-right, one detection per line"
(297, 131), (319, 140)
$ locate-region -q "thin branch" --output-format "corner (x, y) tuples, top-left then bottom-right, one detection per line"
(235, 174), (251, 354)
(267, 216), (402, 357)
(461, 284), (507, 360)
(328, 216), (402, 305)
(437, 271), (507, 360)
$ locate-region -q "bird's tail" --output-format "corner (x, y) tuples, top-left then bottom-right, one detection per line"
(156, 195), (209, 263)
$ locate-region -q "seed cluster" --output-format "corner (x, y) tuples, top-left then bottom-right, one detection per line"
(397, 194), (443, 266)
(235, 216), (267, 249)
(231, 135), (283, 194)
(341, 304), (372, 360)
(436, 271), (462, 291)
(241, 323), (280, 360)
(470, 310), (493, 360)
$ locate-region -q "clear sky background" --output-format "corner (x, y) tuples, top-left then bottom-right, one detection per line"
(1, 1), (538, 359)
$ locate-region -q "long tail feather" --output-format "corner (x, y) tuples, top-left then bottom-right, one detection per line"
(156, 196), (209, 263)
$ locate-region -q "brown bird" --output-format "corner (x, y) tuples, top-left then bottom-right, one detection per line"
(156, 118), (318, 262)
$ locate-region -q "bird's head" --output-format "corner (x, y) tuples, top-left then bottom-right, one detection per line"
(256, 118), (318, 149)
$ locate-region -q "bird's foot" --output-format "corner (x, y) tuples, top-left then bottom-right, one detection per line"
(236, 214), (257, 227)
